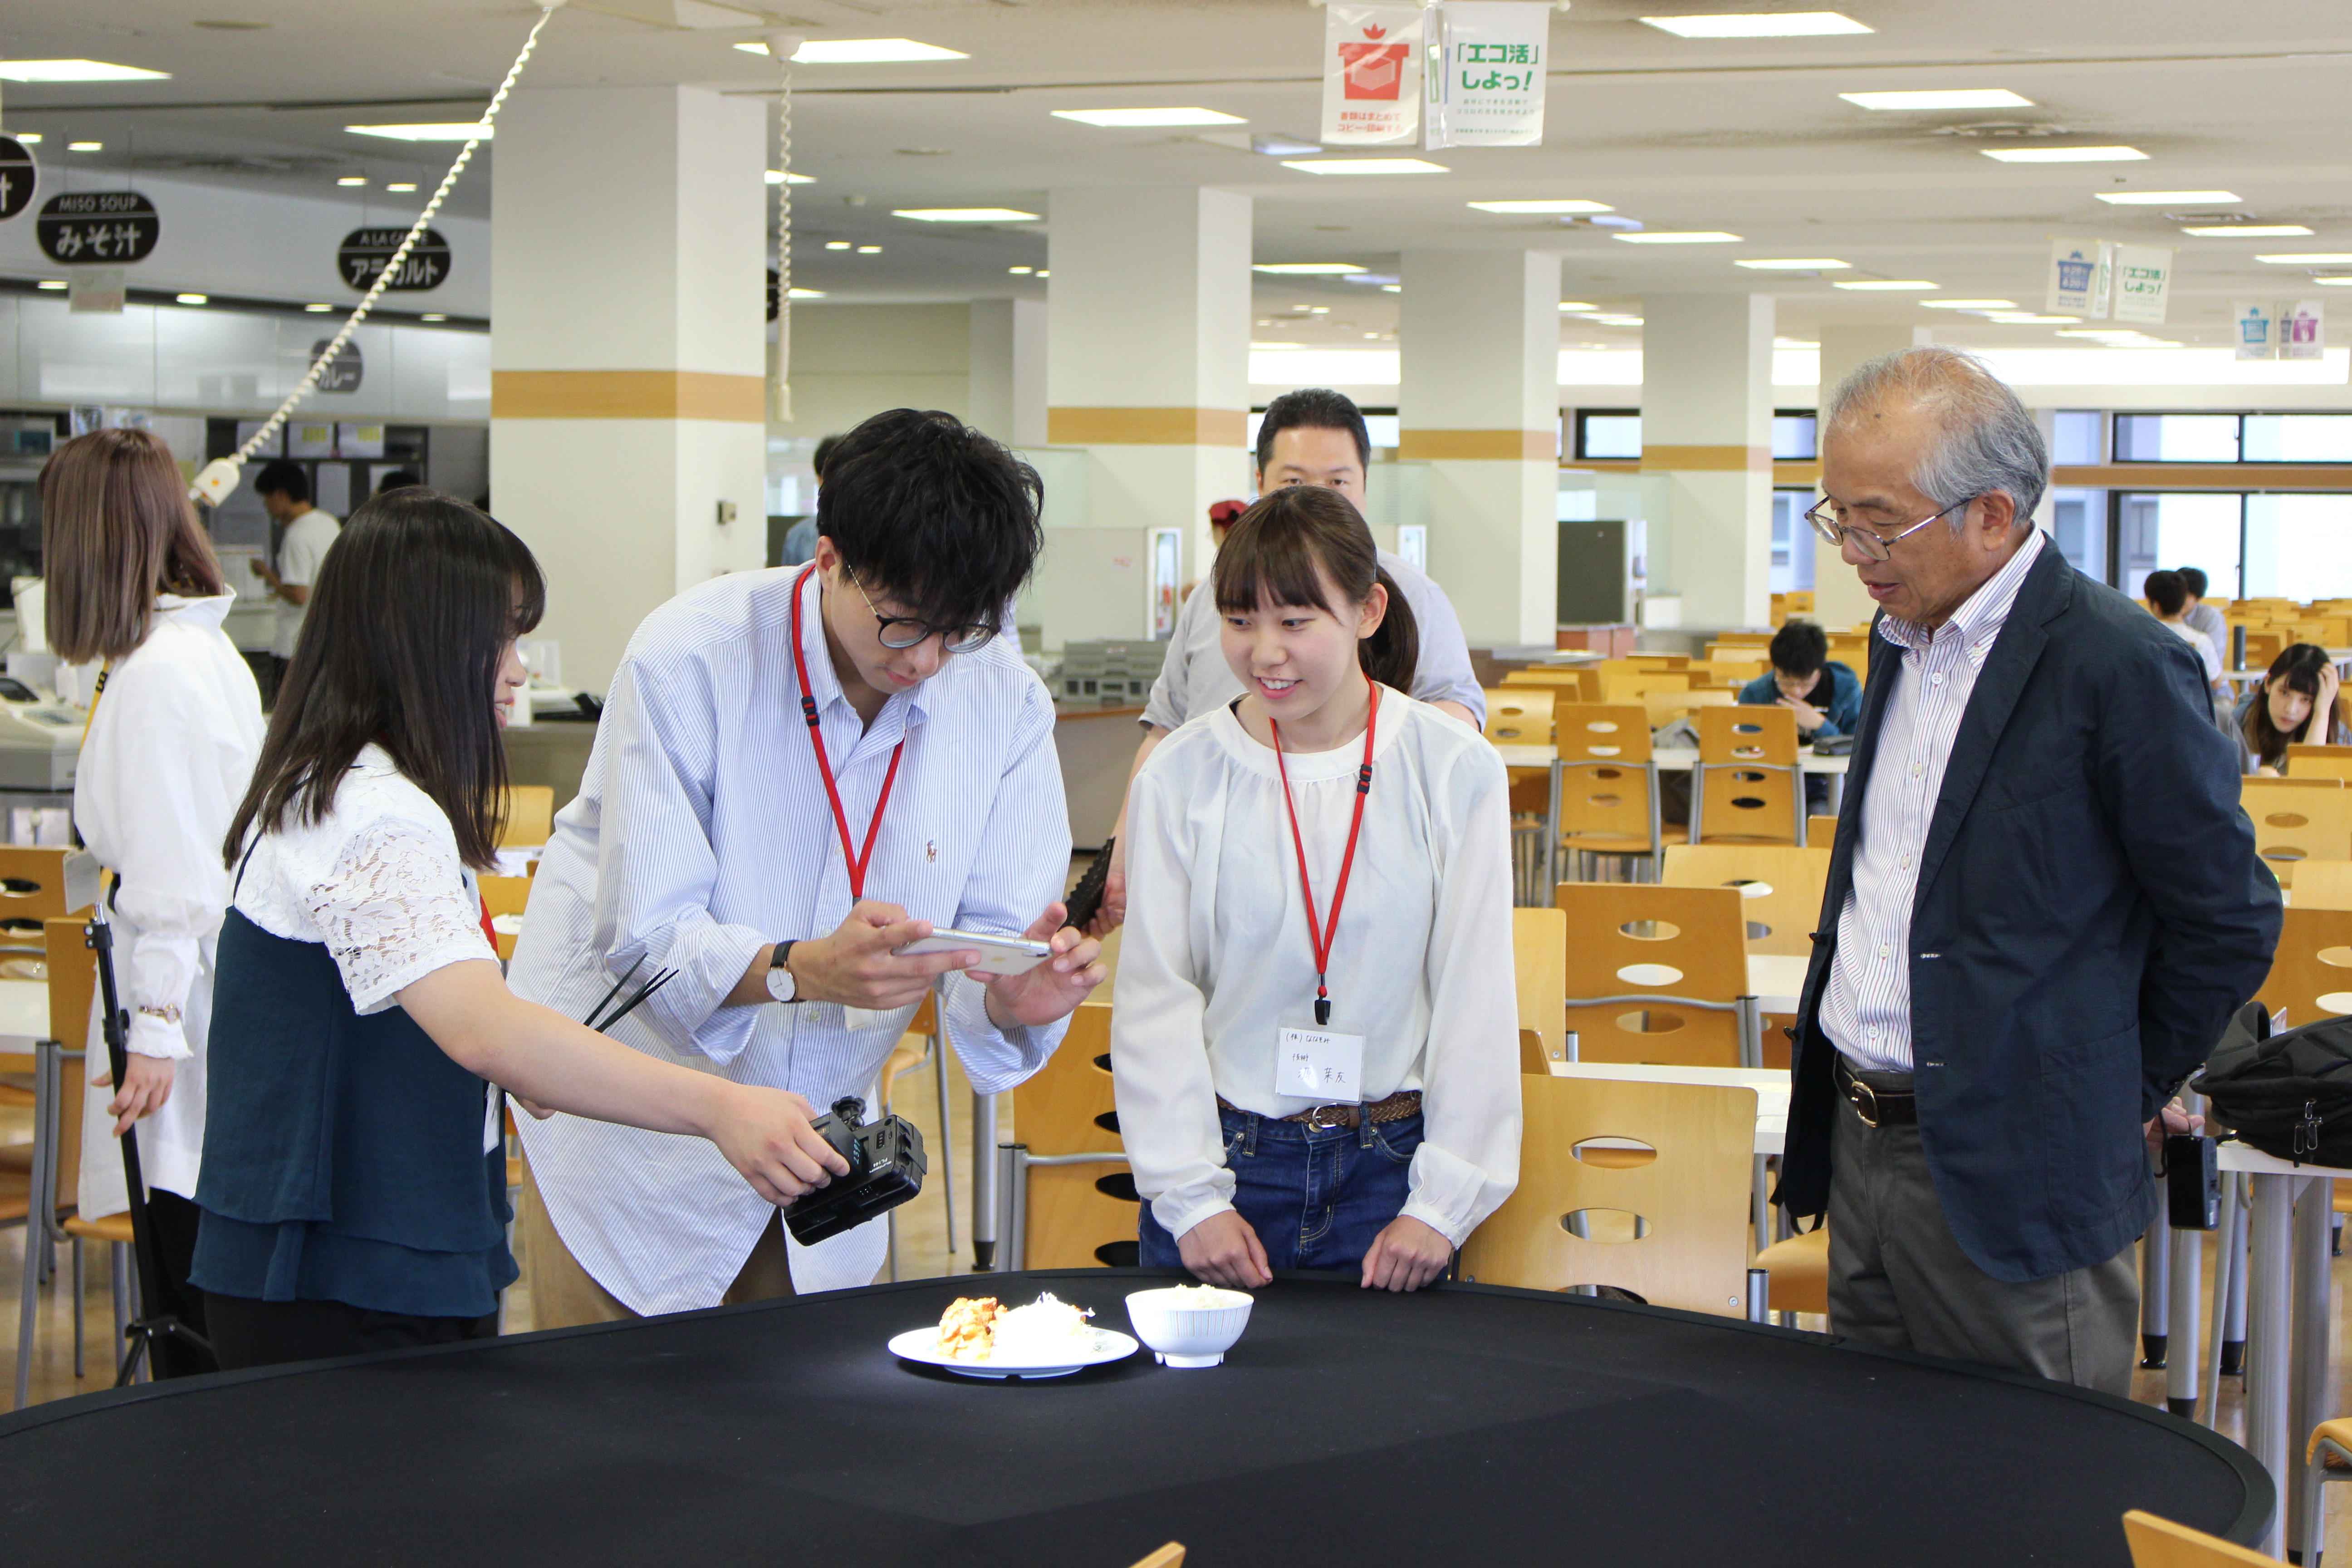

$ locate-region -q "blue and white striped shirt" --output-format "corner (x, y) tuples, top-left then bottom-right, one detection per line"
(509, 567), (1073, 1312)
(1822, 529), (2046, 1074)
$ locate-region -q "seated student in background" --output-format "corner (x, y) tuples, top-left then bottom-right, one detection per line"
(1111, 485), (1520, 1294)
(2176, 565), (2229, 660)
(2238, 642), (2348, 775)
(192, 491), (855, 1371)
(2146, 570), (2228, 716)
(1737, 619), (1861, 812)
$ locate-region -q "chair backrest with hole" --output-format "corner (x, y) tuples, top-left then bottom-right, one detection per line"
(2289, 858), (2352, 910)
(2254, 905), (2352, 1030)
(1661, 844), (1831, 958)
(1460, 1074), (1757, 1314)
(0, 847), (96, 955)
(1554, 882), (1747, 1065)
(2121, 1509), (2289, 1568)
(1502, 666), (1600, 701)
(1552, 705), (1658, 851)
(2243, 630), (2288, 673)
(1693, 705), (1803, 846)
(2287, 743), (2352, 782)
(480, 874), (532, 960)
(1512, 906), (1567, 1059)
(499, 785), (556, 849)
(1014, 1001), (1137, 1268)
(1483, 687), (1554, 747)
(1642, 687), (1735, 730)
(2240, 776), (2352, 884)
(44, 916), (96, 1213)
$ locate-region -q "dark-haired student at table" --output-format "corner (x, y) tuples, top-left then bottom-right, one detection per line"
(2236, 641), (2348, 774)
(1738, 620), (1861, 813)
(191, 490), (856, 1371)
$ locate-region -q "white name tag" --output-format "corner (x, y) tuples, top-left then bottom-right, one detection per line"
(1276, 1026), (1364, 1103)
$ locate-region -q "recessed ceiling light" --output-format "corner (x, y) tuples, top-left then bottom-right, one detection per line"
(11, 134), (41, 144)
(1254, 262), (1365, 274)
(765, 169), (815, 185)
(0, 60), (170, 82)
(419, 312), (446, 321)
(1252, 342), (1307, 350)
(825, 241), (851, 250)
(1773, 337), (1819, 348)
(2315, 277), (2352, 286)
(1592, 315), (1645, 326)
(1735, 258), (1850, 270)
(1009, 266), (1032, 274)
(337, 176), (367, 187)
(67, 141), (103, 153)
(1834, 279), (1939, 290)
(1052, 108), (1244, 127)
(304, 303), (332, 312)
(1640, 12), (1870, 37)
(1986, 312), (2080, 323)
(1036, 270), (1048, 278)
(176, 293), (208, 306)
(1557, 301), (1599, 311)
(1280, 158), (1449, 175)
(891, 207), (1039, 222)
(2183, 224), (2313, 237)
(856, 245), (882, 254)
(2257, 253), (2352, 264)
(1612, 231), (1741, 244)
(1467, 199), (1614, 213)
(384, 181), (418, 192)
(1839, 89), (2032, 111)
(1980, 146), (2146, 163)
(1380, 284), (1400, 292)
(35, 280), (67, 291)
(1921, 299), (2016, 309)
(787, 288), (827, 299)
(2097, 190), (2240, 205)
(347, 123), (490, 142)
(736, 39), (968, 64)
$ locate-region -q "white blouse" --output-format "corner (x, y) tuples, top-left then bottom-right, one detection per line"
(1110, 685), (1522, 1249)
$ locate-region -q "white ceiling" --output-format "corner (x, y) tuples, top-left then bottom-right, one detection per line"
(3, 0), (2349, 351)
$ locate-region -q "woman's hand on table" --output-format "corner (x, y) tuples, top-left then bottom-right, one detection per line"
(93, 1054), (176, 1136)
(709, 1083), (852, 1206)
(1360, 1215), (1451, 1292)
(1179, 1210), (1273, 1290)
(978, 902), (1107, 1029)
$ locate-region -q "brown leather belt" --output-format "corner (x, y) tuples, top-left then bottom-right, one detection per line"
(1836, 1057), (1917, 1128)
(1218, 1089), (1423, 1131)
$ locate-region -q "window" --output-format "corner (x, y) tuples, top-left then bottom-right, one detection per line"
(1771, 411), (1817, 461)
(2242, 415), (2352, 463)
(2048, 488), (2104, 581)
(1574, 409), (1642, 461)
(2050, 410), (2103, 466)
(2245, 495), (2352, 598)
(2114, 492), (2243, 599)
(1769, 489), (1816, 595)
(2111, 412), (2352, 465)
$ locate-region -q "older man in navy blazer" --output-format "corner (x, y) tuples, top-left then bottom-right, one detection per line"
(1776, 347), (2279, 1393)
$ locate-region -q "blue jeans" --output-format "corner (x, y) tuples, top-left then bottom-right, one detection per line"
(1138, 1107), (1422, 1273)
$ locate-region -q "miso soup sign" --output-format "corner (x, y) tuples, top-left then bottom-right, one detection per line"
(37, 191), (159, 265)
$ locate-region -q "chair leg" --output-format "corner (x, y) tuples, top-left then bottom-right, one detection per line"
(110, 1242), (129, 1357)
(71, 1236), (84, 1379)
(2304, 1450), (2329, 1568)
(13, 1217), (40, 1410)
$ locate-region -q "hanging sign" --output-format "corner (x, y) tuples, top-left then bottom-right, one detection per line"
(2234, 301), (2279, 360)
(2110, 243), (2174, 324)
(337, 226), (450, 292)
(2282, 299), (2326, 363)
(312, 338), (364, 393)
(36, 190), (159, 265)
(1319, 5), (1425, 146)
(2047, 239), (2112, 318)
(1426, 1), (1551, 150)
(0, 137), (35, 222)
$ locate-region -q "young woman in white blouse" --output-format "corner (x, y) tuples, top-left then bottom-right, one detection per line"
(192, 490), (853, 1369)
(1111, 485), (1520, 1293)
(43, 427), (266, 1378)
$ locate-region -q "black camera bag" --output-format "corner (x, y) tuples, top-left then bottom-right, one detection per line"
(2191, 1000), (2352, 1166)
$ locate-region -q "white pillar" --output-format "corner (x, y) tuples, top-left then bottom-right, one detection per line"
(488, 85), (767, 698)
(969, 297), (1048, 449)
(1639, 294), (1774, 631)
(1811, 324), (1931, 630)
(1398, 249), (1562, 647)
(1046, 186), (1252, 568)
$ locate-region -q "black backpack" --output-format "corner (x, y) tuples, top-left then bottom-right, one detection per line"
(2192, 1000), (2352, 1166)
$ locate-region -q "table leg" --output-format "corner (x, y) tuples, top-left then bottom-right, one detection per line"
(2290, 1180), (2335, 1561)
(1826, 769), (1845, 817)
(1751, 1154), (1769, 1259)
(2227, 1199), (2251, 1377)
(2168, 1223), (2203, 1417)
(2247, 1172), (2297, 1558)
(1546, 760), (1563, 898)
(2143, 1210), (2172, 1369)
(931, 1026), (958, 1257)
(2202, 1173), (2241, 1429)
(971, 1090), (998, 1271)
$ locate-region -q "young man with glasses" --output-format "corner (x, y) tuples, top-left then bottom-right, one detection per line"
(508, 408), (1106, 1327)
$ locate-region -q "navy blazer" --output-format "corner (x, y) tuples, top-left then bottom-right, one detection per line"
(1776, 539), (2280, 1283)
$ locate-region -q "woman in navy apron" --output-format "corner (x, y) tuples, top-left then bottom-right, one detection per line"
(193, 490), (853, 1370)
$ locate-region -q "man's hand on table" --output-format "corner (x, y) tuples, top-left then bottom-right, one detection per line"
(979, 901), (1107, 1029)
(2146, 1098), (2205, 1158)
(1361, 1215), (1452, 1293)
(1180, 1210), (1273, 1290)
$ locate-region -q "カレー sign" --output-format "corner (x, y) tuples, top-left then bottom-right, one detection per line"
(1426, 1), (1550, 149)
(1320, 5), (1424, 146)
(0, 137), (35, 223)
(337, 226), (450, 292)
(36, 190), (158, 265)
(312, 338), (363, 393)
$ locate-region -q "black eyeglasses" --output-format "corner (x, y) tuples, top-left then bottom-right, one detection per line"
(846, 569), (997, 654)
(1803, 495), (1979, 563)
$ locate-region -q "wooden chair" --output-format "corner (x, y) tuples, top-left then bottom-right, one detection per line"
(2244, 630), (2288, 673)
(1708, 634), (1773, 657)
(2305, 1421), (2352, 1568)
(2290, 859), (2352, 910)
(2288, 744), (2352, 782)
(1753, 1224), (1829, 1315)
(1641, 687), (1734, 730)
(1126, 1546), (1186, 1568)
(1484, 687), (1553, 747)
(1691, 704), (1806, 847)
(2255, 906), (2352, 1030)
(0, 847), (97, 956)
(498, 784), (555, 849)
(2240, 777), (2352, 887)
(1554, 882), (1750, 1067)
(1009, 1001), (1137, 1269)
(1808, 814), (1838, 848)
(1551, 703), (1681, 881)
(1460, 1074), (1758, 1315)
(1502, 666), (1599, 702)
(1661, 844), (1830, 958)
(1622, 654), (1690, 671)
(2122, 1510), (2287, 1568)
(1513, 907), (1567, 1062)
(481, 873), (533, 961)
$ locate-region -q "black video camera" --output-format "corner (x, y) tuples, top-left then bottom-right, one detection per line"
(783, 1096), (927, 1245)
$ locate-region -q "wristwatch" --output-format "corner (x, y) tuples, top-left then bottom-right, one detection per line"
(766, 941), (803, 1004)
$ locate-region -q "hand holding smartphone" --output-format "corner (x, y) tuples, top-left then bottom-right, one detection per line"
(892, 927), (1052, 976)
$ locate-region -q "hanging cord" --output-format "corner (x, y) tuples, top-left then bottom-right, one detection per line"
(189, 1), (567, 508)
(769, 31), (799, 423)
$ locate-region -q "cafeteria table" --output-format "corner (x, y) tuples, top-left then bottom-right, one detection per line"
(0, 1270), (2269, 1567)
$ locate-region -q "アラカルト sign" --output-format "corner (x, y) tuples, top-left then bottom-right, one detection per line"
(337, 226), (451, 291)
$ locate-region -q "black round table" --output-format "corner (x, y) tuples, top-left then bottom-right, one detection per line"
(0, 1269), (2268, 1566)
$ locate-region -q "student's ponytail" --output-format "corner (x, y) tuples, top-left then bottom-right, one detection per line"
(1361, 565), (1419, 692)
(1214, 485), (1418, 694)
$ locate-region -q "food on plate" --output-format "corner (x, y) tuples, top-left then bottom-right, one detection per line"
(936, 1296), (1005, 1361)
(990, 1293), (1098, 1362)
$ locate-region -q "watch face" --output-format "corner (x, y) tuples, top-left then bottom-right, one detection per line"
(766, 964), (796, 1004)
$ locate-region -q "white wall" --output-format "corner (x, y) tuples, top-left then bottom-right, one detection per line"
(770, 302), (972, 439)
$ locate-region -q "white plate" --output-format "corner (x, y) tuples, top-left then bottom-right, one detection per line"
(887, 1325), (1140, 1380)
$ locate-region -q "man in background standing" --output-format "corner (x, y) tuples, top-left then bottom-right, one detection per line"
(248, 460), (340, 706)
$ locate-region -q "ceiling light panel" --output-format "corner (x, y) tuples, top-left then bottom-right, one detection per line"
(2258, 253), (2352, 264)
(1834, 279), (1938, 290)
(737, 39), (968, 63)
(1838, 89), (2032, 110)
(1921, 299), (2017, 309)
(1640, 12), (1870, 37)
(0, 59), (169, 82)
(1053, 108), (1244, 127)
(2097, 190), (2240, 205)
(1735, 258), (1850, 270)
(891, 208), (1039, 222)
(1253, 263), (1365, 274)
(1612, 231), (1741, 244)
(2183, 224), (2313, 237)
(347, 123), (490, 142)
(765, 170), (814, 185)
(1980, 146), (2146, 162)
(1468, 199), (1613, 213)
(1282, 158), (1450, 175)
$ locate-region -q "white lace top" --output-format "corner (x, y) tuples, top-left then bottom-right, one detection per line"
(232, 744), (495, 1014)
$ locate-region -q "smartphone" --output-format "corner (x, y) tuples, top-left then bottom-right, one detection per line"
(893, 927), (1053, 976)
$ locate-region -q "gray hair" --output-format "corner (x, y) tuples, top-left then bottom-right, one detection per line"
(1823, 345), (2048, 529)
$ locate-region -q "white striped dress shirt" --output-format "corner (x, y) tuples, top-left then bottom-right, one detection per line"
(1822, 529), (2046, 1073)
(508, 567), (1073, 1313)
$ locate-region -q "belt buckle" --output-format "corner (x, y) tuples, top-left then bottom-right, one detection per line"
(1846, 1076), (1881, 1129)
(1304, 1104), (1352, 1130)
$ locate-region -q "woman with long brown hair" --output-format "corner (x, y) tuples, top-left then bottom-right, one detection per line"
(2237, 642), (2349, 774)
(45, 427), (266, 1377)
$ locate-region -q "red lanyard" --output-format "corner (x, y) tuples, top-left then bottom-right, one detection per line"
(791, 564), (904, 900)
(1269, 673), (1377, 1027)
